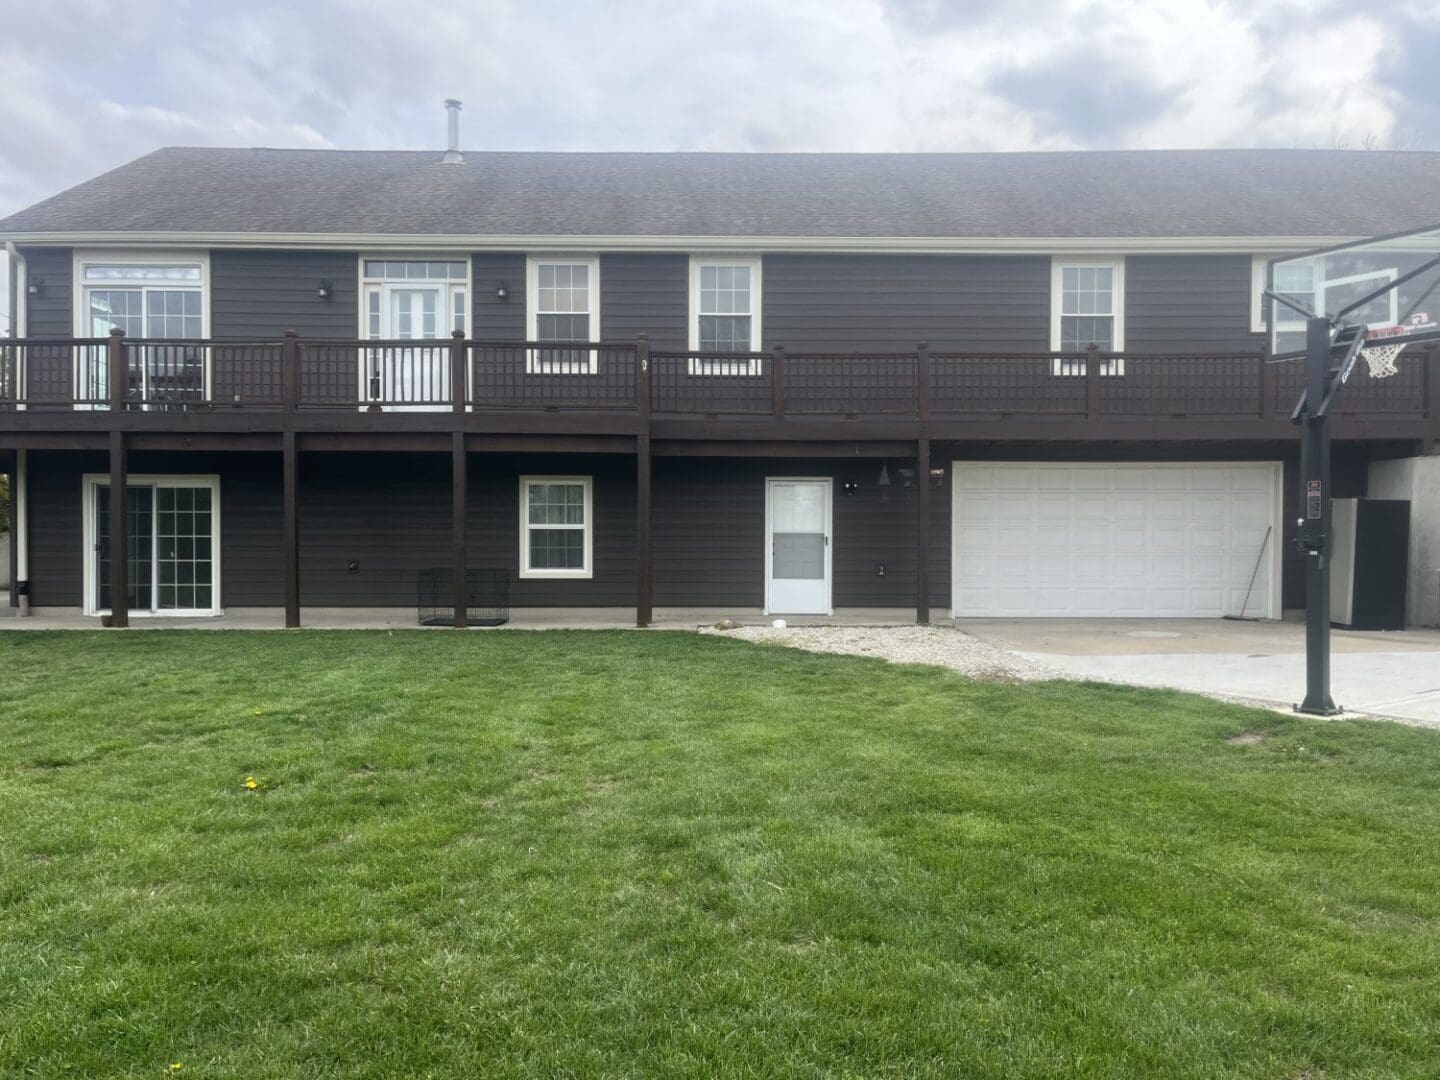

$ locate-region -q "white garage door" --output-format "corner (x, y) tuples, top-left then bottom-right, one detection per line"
(952, 462), (1282, 618)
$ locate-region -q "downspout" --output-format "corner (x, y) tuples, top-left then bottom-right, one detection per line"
(6, 242), (28, 612)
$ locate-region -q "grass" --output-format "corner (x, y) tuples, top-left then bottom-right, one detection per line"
(2, 630), (1439, 1079)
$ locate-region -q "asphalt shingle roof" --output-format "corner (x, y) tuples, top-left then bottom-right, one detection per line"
(1, 147), (1437, 239)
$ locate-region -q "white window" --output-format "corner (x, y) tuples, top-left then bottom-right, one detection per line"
(81, 474), (221, 617)
(519, 476), (593, 579)
(73, 252), (210, 406)
(1254, 255), (1398, 354)
(1252, 255), (1318, 333)
(689, 257), (762, 374)
(1051, 258), (1124, 375)
(526, 256), (600, 374)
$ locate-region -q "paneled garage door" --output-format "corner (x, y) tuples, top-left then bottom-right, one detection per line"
(952, 462), (1282, 618)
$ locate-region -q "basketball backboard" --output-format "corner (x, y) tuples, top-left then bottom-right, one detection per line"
(1267, 222), (1440, 360)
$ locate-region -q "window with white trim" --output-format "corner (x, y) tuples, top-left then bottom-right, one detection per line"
(1258, 255), (1399, 356)
(83, 474), (221, 616)
(1051, 259), (1124, 375)
(526, 256), (600, 374)
(75, 254), (209, 405)
(360, 258), (469, 339)
(690, 257), (762, 374)
(519, 476), (593, 579)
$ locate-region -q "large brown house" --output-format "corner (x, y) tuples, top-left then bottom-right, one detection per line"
(2, 142), (1438, 626)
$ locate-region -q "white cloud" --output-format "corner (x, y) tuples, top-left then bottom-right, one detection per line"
(0, 0), (1429, 223)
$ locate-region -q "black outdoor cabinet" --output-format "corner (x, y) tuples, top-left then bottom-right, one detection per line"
(1330, 498), (1410, 630)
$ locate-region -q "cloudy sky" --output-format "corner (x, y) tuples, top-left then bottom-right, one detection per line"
(1, 0), (1436, 240)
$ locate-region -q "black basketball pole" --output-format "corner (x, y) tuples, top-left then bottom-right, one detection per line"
(1297, 315), (1340, 715)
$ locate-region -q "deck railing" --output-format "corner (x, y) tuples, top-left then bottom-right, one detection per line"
(1, 332), (1434, 423)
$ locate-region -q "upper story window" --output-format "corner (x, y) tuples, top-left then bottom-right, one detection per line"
(77, 256), (207, 340)
(526, 256), (600, 374)
(689, 257), (762, 374)
(1051, 258), (1124, 375)
(360, 258), (468, 340)
(1251, 255), (1397, 354)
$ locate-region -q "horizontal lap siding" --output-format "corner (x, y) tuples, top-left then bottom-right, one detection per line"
(472, 253), (526, 339)
(21, 247), (73, 338)
(1125, 255), (1263, 353)
(210, 250), (359, 339)
(26, 450), (87, 606)
(763, 254), (1051, 351)
(468, 454), (636, 606)
(25, 451), (951, 610)
(654, 457), (949, 608)
(24, 451), (284, 608)
(602, 254), (688, 349)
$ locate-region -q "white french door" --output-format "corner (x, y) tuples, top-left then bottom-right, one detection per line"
(366, 285), (451, 411)
(85, 476), (221, 616)
(765, 478), (833, 615)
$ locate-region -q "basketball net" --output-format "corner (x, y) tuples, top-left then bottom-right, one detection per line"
(1358, 340), (1406, 379)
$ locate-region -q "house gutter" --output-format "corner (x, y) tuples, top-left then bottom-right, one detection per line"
(0, 231), (1366, 256)
(5, 242), (27, 612)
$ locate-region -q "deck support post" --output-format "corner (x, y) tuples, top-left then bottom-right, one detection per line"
(452, 432), (468, 628)
(8, 449), (24, 610)
(283, 430), (300, 627)
(916, 436), (931, 625)
(636, 433), (652, 628)
(108, 429), (128, 627)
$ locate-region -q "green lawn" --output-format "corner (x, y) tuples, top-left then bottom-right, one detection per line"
(2, 631), (1439, 1078)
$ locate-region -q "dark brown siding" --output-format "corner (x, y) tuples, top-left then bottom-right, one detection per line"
(601, 254), (688, 348)
(654, 457), (950, 608)
(210, 250), (358, 339)
(468, 454), (637, 606)
(26, 450), (85, 606)
(24, 450), (285, 608)
(763, 254), (1052, 352)
(1125, 254), (1263, 353)
(21, 247), (73, 338)
(26, 449), (951, 610)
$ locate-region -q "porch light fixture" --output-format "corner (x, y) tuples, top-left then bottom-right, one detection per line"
(26, 277), (43, 296)
(316, 279), (333, 300)
(877, 465), (890, 487)
(842, 480), (859, 495)
(495, 282), (509, 301)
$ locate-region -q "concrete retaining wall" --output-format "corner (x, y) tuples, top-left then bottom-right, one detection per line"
(1368, 455), (1440, 627)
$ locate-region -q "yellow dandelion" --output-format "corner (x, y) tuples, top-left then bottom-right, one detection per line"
(169, 1065), (183, 1074)
(244, 776), (258, 790)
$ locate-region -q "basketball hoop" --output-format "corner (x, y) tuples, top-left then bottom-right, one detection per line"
(1359, 340), (1406, 379)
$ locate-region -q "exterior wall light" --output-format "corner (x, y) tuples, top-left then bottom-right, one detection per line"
(26, 278), (43, 296)
(316, 279), (333, 300)
(495, 282), (509, 301)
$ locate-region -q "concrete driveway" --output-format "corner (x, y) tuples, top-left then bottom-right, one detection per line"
(955, 617), (1440, 727)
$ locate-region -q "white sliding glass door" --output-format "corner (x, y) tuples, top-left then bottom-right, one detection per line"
(86, 476), (220, 616)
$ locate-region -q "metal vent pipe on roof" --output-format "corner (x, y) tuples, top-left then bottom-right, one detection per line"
(442, 99), (463, 163)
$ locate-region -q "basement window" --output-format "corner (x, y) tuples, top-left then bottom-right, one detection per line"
(519, 476), (593, 579)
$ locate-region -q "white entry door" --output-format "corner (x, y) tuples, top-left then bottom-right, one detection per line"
(368, 285), (450, 411)
(766, 478), (833, 615)
(951, 462), (1283, 618)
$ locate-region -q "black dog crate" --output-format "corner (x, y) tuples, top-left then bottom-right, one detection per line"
(417, 568), (510, 627)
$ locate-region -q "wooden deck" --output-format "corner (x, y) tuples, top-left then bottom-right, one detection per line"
(3, 332), (1436, 442)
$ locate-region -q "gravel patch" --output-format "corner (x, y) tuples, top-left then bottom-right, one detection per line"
(699, 623), (1060, 682)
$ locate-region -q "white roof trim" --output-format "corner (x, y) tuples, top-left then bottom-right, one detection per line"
(0, 230), (1364, 255)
